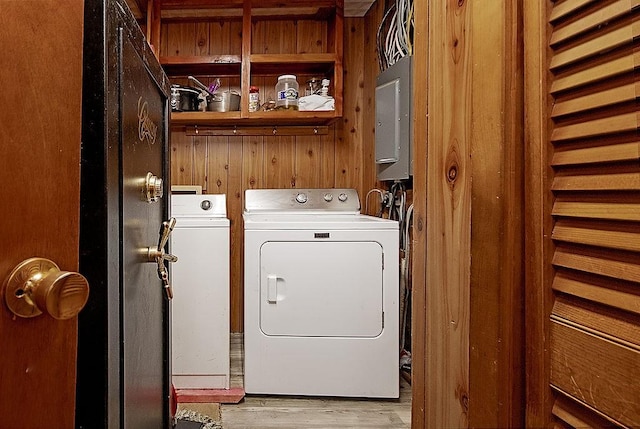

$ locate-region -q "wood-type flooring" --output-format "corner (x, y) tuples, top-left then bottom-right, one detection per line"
(221, 334), (411, 428)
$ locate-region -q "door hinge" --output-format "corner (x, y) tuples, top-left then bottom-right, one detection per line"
(382, 311), (385, 328)
(382, 252), (385, 270)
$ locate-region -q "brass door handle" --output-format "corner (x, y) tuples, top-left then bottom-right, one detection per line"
(4, 258), (89, 320)
(146, 217), (178, 299)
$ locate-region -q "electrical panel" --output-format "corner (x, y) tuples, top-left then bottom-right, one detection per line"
(375, 55), (413, 181)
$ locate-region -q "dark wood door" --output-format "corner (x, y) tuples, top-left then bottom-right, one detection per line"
(75, 1), (172, 428)
(0, 1), (84, 428)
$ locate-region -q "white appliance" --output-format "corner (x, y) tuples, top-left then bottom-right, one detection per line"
(171, 194), (230, 389)
(243, 188), (399, 398)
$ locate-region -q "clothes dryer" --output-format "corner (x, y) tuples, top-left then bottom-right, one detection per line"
(243, 188), (399, 398)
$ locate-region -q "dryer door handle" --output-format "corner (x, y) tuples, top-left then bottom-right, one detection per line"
(267, 274), (278, 303)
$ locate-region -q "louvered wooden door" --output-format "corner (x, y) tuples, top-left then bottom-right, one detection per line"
(526, 1), (640, 427)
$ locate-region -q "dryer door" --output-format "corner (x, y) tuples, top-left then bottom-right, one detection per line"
(260, 241), (384, 337)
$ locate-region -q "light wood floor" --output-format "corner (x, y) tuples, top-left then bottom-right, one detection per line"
(221, 334), (411, 428)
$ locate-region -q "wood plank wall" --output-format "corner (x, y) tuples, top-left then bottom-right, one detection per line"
(413, 0), (525, 427)
(162, 10), (384, 332)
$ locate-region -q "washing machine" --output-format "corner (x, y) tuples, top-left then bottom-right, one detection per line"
(243, 188), (399, 398)
(170, 194), (230, 389)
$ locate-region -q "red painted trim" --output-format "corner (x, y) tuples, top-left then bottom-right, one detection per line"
(176, 388), (246, 404)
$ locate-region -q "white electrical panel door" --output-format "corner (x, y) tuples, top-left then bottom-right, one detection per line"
(259, 241), (384, 338)
(375, 79), (400, 164)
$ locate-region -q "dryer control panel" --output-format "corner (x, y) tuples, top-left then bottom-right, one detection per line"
(244, 188), (360, 213)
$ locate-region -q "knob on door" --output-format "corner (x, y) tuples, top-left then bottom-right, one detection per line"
(4, 258), (89, 320)
(144, 172), (163, 203)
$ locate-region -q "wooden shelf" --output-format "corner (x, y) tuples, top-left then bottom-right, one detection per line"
(250, 53), (337, 76)
(153, 0), (335, 20)
(161, 54), (336, 77)
(171, 110), (338, 127)
(149, 0), (343, 131)
(161, 55), (242, 76)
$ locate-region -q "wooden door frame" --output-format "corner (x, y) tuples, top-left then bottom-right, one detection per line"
(523, 1), (554, 427)
(411, 0), (526, 427)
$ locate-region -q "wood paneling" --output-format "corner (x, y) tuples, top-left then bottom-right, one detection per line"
(470, 0), (525, 426)
(423, 0), (473, 426)
(264, 136), (296, 188)
(413, 2), (524, 428)
(171, 130), (195, 184)
(362, 1), (384, 201)
(335, 17), (365, 191)
(192, 135), (207, 186)
(412, 0), (525, 427)
(227, 138), (244, 331)
(207, 136), (230, 193)
(411, 0), (428, 425)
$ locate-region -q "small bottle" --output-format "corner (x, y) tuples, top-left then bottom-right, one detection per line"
(249, 85), (260, 112)
(321, 79), (330, 97)
(275, 74), (299, 110)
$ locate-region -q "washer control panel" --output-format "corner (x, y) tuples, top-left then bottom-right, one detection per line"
(245, 188), (360, 213)
(171, 194), (227, 217)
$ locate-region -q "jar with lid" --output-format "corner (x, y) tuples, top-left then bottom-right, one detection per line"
(248, 85), (260, 112)
(275, 74), (299, 110)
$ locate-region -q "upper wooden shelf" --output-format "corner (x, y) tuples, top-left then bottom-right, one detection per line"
(137, 0), (344, 130)
(136, 0), (338, 21)
(161, 53), (337, 77)
(250, 53), (338, 76)
(161, 55), (242, 76)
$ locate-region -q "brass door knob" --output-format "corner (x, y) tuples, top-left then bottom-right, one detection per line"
(4, 258), (89, 320)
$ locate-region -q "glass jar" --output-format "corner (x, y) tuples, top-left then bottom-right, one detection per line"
(275, 74), (299, 110)
(249, 85), (260, 112)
